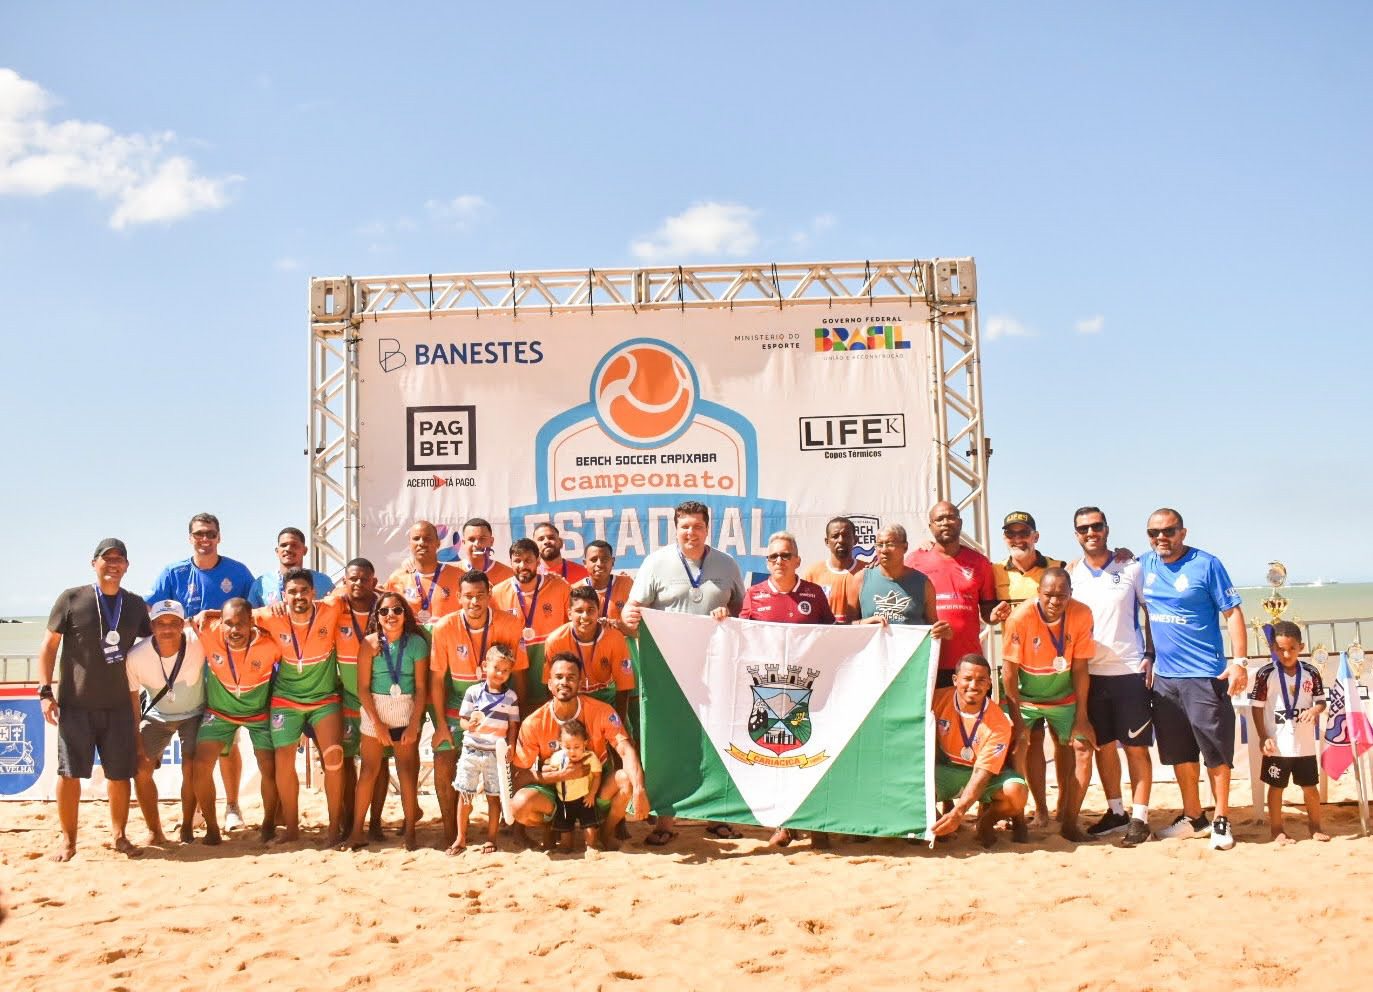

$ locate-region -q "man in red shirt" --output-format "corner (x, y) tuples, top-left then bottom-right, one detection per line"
(905, 501), (1011, 688)
(533, 521), (589, 583)
(740, 532), (836, 626)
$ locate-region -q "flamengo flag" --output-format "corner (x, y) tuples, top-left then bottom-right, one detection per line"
(1320, 653), (1373, 780)
(636, 610), (938, 839)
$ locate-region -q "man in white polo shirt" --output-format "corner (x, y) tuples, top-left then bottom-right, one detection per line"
(1066, 507), (1155, 847)
(127, 600), (207, 845)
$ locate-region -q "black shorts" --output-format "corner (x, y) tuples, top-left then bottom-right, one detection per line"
(1151, 675), (1235, 768)
(58, 704), (137, 780)
(1260, 754), (1319, 789)
(552, 796), (601, 832)
(1088, 673), (1154, 747)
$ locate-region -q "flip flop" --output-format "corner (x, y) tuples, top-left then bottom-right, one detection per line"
(644, 827), (678, 847)
(705, 823), (743, 840)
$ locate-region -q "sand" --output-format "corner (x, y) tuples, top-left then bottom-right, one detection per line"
(3, 780), (1372, 992)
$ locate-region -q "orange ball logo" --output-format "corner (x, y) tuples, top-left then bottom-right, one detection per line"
(591, 340), (698, 447)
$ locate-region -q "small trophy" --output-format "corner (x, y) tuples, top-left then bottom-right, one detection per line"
(1261, 561), (1289, 623)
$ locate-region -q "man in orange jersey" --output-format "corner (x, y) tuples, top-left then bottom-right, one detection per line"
(329, 558), (387, 841)
(1000, 568), (1097, 841)
(541, 585), (635, 724)
(510, 653), (649, 850)
(385, 521), (464, 623)
(578, 539), (634, 631)
(449, 517), (514, 585)
(533, 520), (589, 583)
(191, 598), (282, 844)
(799, 516), (867, 622)
(931, 654), (1029, 846)
(252, 570), (346, 844)
(429, 570), (530, 851)
(492, 538), (571, 641)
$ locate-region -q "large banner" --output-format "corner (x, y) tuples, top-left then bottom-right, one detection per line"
(356, 304), (934, 574)
(636, 611), (938, 839)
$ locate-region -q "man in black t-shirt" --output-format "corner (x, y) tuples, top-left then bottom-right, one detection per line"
(37, 538), (152, 862)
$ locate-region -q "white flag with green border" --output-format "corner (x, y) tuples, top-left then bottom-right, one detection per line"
(636, 610), (938, 839)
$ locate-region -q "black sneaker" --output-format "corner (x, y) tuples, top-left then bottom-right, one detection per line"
(1086, 810), (1131, 838)
(1120, 817), (1152, 847)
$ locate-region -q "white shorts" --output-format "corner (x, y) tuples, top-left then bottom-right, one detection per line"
(360, 692), (414, 740)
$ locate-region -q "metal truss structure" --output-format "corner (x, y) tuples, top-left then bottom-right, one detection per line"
(308, 258), (990, 575)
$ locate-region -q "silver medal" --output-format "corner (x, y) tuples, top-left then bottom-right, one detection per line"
(390, 683), (402, 698)
(959, 746), (974, 761)
(1053, 655), (1068, 673)
(417, 609), (431, 624)
(522, 627), (536, 641)
(690, 588), (704, 604)
(104, 630), (120, 646)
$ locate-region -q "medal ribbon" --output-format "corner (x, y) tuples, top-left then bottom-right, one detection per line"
(516, 576), (544, 628)
(463, 610), (491, 675)
(157, 634), (189, 695)
(224, 635), (244, 692)
(288, 606), (318, 673)
(956, 696), (989, 759)
(1036, 603), (1067, 661)
(413, 564), (444, 613)
(1277, 664), (1302, 723)
(380, 631), (408, 689)
(678, 548), (709, 590)
(93, 585), (124, 641)
(574, 626), (601, 675)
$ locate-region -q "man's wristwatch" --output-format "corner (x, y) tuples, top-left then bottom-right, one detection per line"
(37, 684), (54, 700)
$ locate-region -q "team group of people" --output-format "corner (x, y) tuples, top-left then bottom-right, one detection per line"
(39, 499), (1326, 862)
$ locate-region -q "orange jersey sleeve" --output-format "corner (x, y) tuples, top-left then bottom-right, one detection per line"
(491, 575), (571, 639)
(513, 696), (629, 769)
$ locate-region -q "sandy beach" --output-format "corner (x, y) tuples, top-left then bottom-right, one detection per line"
(3, 778), (1371, 992)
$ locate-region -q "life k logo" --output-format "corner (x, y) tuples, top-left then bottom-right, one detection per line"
(379, 338), (406, 373)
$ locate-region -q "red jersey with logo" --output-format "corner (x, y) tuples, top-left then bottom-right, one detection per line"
(905, 547), (995, 669)
(739, 578), (836, 625)
(538, 558), (590, 584)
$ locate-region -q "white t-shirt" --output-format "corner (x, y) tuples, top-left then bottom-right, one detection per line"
(1249, 661), (1327, 758)
(1066, 558), (1146, 676)
(628, 544), (745, 616)
(125, 629), (207, 722)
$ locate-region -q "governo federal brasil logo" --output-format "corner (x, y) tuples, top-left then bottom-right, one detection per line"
(590, 339), (700, 449)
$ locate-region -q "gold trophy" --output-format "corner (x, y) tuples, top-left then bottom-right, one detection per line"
(1261, 561), (1289, 622)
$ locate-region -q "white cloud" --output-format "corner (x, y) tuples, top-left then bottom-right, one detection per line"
(984, 315), (1034, 340)
(790, 211), (838, 248)
(426, 193), (488, 230)
(1074, 314), (1105, 334)
(274, 256), (302, 272)
(0, 68), (236, 229)
(631, 201), (760, 261)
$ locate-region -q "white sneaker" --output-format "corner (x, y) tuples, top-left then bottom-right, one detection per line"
(224, 804), (244, 831)
(1158, 813), (1210, 840)
(1209, 815), (1235, 850)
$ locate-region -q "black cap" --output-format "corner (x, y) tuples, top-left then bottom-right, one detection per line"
(93, 538), (128, 559)
(1002, 511), (1036, 531)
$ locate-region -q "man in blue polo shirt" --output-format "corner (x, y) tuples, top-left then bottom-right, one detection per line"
(148, 512), (255, 831)
(1139, 507), (1248, 851)
(247, 527), (335, 606)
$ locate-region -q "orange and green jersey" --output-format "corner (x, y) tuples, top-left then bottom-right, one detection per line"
(199, 622), (281, 722)
(490, 574), (571, 640)
(384, 561), (464, 621)
(512, 696), (630, 769)
(931, 686), (1013, 773)
(1001, 598), (1095, 705)
(430, 608), (529, 687)
(542, 622), (635, 694)
(254, 600), (341, 706)
(799, 560), (865, 621)
(574, 574), (635, 624)
(329, 596), (374, 709)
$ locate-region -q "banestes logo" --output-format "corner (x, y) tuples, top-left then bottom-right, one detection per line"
(798, 414), (905, 452)
(378, 337), (544, 373)
(407, 405), (476, 472)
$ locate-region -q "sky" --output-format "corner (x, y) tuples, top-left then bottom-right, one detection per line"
(1, 2), (1370, 615)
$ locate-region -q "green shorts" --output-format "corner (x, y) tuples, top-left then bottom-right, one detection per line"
(198, 712), (273, 753)
(269, 699), (342, 749)
(523, 783), (613, 824)
(1012, 699), (1078, 743)
(934, 761), (1027, 804)
(341, 693), (361, 759)
(430, 679), (479, 753)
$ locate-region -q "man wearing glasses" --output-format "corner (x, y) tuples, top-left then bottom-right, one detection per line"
(148, 513), (254, 831)
(1140, 508), (1248, 850)
(1066, 507), (1155, 846)
(993, 511), (1065, 606)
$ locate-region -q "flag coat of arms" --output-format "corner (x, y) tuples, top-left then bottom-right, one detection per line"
(635, 610), (939, 839)
(1321, 653), (1373, 780)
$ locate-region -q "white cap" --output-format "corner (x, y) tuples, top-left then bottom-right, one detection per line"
(148, 599), (186, 621)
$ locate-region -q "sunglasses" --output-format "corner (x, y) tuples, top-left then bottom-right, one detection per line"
(1147, 526), (1180, 539)
(766, 552), (796, 562)
(377, 605), (407, 617)
(1074, 522), (1106, 534)
(191, 530), (219, 540)
(1004, 529), (1032, 539)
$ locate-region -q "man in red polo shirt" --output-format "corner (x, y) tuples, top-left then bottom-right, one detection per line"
(905, 501), (1011, 689)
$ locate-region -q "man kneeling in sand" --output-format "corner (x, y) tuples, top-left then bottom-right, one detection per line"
(931, 654), (1029, 846)
(510, 653), (650, 850)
